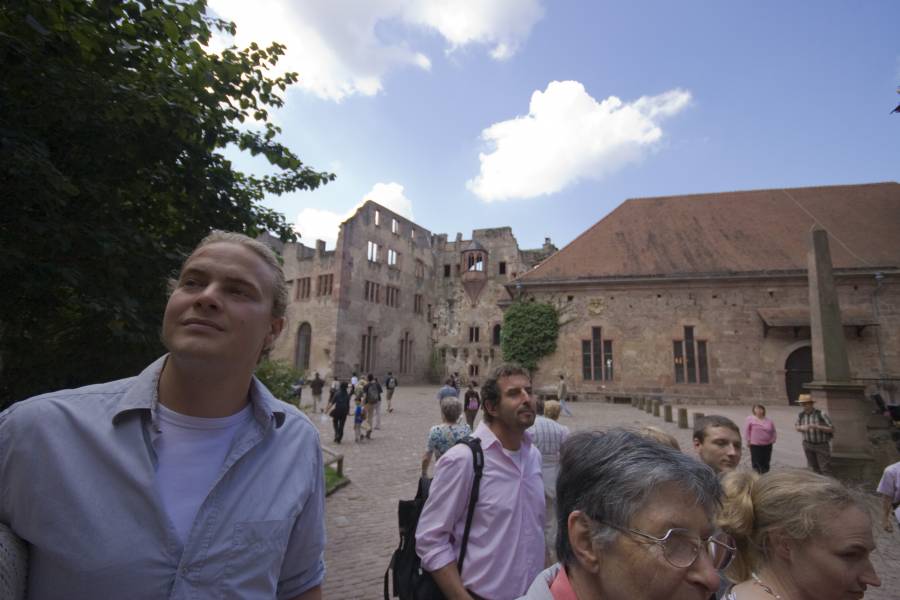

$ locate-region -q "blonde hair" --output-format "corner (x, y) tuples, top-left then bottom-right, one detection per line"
(544, 400), (562, 420)
(171, 230), (287, 319)
(717, 469), (870, 582)
(637, 425), (680, 450)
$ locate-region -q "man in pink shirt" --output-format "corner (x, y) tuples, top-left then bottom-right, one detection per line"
(416, 363), (545, 600)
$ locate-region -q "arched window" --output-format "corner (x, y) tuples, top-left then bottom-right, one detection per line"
(295, 322), (311, 371)
(492, 324), (502, 346)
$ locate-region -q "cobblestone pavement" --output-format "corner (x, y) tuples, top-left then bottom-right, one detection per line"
(310, 387), (900, 599)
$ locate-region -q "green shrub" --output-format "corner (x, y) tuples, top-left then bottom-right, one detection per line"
(255, 359), (305, 404)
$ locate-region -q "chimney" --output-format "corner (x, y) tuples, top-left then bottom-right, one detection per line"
(315, 240), (326, 256)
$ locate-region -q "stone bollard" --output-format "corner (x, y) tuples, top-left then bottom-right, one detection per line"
(638, 397), (645, 410)
(631, 397), (638, 408)
(645, 399), (653, 414)
(693, 412), (705, 430)
(677, 408), (688, 429)
(652, 401), (660, 417)
(664, 404), (673, 423)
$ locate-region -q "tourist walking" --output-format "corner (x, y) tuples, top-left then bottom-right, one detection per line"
(436, 378), (459, 403)
(744, 404), (776, 473)
(363, 373), (383, 436)
(556, 374), (573, 417)
(384, 371), (398, 412)
(463, 381), (481, 429)
(309, 371), (325, 413)
(794, 394), (834, 475)
(329, 381), (351, 444)
(353, 396), (366, 442)
(421, 397), (471, 477)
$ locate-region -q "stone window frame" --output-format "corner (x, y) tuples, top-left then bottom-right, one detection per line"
(581, 326), (613, 381)
(316, 273), (333, 296)
(367, 240), (380, 263)
(295, 277), (311, 301)
(468, 326), (480, 343)
(673, 325), (709, 384)
(363, 280), (381, 303)
(387, 248), (398, 267)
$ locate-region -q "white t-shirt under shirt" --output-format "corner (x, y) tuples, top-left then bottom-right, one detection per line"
(154, 403), (253, 542)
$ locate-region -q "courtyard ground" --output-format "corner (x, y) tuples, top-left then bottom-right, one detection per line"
(310, 386), (900, 599)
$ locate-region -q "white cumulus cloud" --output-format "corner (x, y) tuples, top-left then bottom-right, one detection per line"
(467, 81), (693, 202)
(208, 0), (543, 101)
(293, 182), (414, 247)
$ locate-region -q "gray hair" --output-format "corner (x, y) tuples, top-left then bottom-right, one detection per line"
(480, 362), (530, 423)
(440, 396), (462, 423)
(556, 428), (721, 565)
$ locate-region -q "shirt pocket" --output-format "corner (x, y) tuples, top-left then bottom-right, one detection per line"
(219, 519), (293, 598)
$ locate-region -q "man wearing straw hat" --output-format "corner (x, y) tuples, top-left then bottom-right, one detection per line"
(794, 393), (834, 475)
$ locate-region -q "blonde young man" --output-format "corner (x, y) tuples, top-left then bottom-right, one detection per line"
(0, 232), (325, 599)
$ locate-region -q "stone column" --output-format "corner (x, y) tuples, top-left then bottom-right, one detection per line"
(805, 227), (886, 482)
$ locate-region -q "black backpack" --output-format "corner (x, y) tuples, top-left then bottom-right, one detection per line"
(384, 437), (484, 600)
(366, 382), (381, 403)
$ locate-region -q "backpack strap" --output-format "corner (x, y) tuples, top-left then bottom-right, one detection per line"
(455, 436), (484, 574)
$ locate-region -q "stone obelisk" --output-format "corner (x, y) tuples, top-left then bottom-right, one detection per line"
(805, 226), (880, 482)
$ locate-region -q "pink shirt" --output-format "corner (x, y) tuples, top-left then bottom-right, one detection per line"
(550, 565), (579, 600)
(416, 422), (545, 600)
(744, 415), (777, 446)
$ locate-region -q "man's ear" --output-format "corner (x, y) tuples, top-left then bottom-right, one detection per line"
(568, 511), (602, 573)
(264, 317), (285, 352)
(692, 436), (702, 451)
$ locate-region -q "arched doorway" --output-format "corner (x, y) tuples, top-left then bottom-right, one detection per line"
(784, 346), (812, 405)
(295, 322), (311, 372)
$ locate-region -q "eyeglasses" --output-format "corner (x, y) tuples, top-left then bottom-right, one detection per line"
(599, 522), (736, 570)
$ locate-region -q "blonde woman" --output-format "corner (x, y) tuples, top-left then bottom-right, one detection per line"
(717, 469), (881, 599)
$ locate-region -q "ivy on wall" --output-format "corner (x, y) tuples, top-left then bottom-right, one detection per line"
(500, 301), (560, 373)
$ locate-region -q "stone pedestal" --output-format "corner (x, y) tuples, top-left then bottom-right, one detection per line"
(805, 382), (895, 483)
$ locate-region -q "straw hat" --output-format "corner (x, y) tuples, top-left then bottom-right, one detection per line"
(797, 393), (814, 404)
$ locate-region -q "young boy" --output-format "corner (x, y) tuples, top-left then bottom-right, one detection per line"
(353, 396), (367, 442)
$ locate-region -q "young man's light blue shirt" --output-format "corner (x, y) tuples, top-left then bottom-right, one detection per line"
(0, 355), (325, 599)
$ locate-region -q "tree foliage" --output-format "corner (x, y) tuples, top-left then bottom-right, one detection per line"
(0, 0), (334, 406)
(500, 301), (559, 373)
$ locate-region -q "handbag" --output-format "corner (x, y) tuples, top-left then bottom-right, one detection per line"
(384, 437), (484, 600)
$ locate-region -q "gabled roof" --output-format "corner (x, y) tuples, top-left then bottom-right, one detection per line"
(520, 182), (900, 282)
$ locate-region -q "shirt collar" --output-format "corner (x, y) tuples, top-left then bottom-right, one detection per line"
(472, 421), (534, 450)
(112, 355), (286, 428)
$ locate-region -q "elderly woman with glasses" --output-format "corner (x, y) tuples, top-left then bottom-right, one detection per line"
(519, 428), (735, 600)
(716, 469), (880, 600)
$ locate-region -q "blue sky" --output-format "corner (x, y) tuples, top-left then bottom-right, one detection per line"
(210, 0), (900, 250)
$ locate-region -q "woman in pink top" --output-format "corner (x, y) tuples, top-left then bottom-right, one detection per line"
(744, 404), (776, 473)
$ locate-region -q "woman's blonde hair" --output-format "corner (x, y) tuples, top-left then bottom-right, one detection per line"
(637, 425), (680, 450)
(717, 469), (870, 582)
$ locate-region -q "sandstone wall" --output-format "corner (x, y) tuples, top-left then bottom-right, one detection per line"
(528, 274), (899, 405)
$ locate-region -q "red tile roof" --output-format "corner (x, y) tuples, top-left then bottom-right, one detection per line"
(520, 182), (900, 282)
